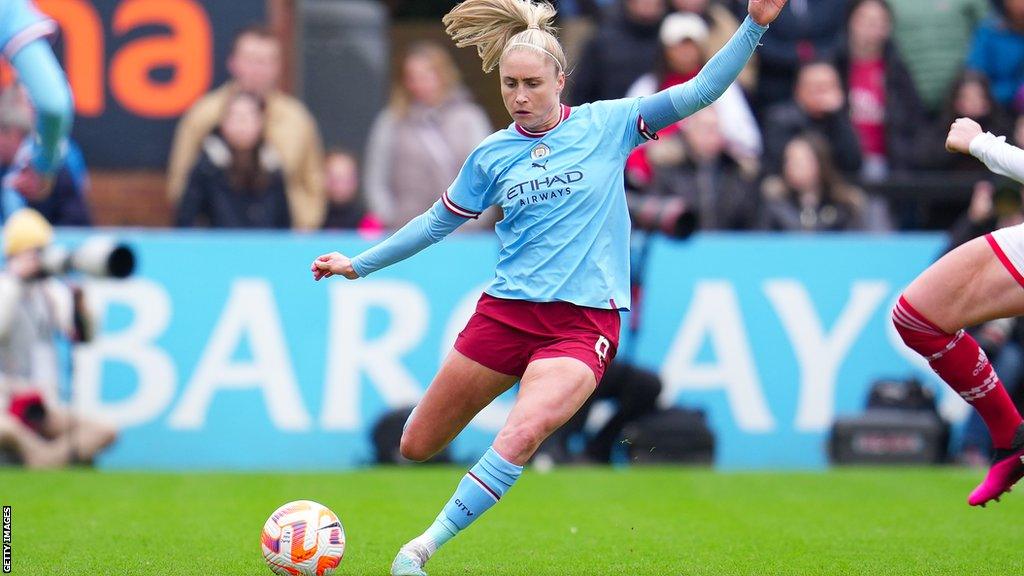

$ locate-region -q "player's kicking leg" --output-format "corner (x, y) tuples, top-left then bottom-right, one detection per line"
(895, 234), (1024, 506)
(392, 357), (597, 576)
(389, 350), (518, 576)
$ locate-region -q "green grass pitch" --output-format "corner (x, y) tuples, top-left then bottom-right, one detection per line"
(1, 466), (1022, 575)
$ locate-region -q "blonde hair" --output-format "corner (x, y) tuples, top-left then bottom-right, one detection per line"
(442, 0), (566, 74)
(389, 42), (464, 117)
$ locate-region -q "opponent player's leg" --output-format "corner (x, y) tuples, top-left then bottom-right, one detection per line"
(895, 234), (1024, 505)
(399, 349), (518, 462)
(392, 357), (597, 576)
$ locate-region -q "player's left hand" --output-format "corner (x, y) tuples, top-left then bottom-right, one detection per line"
(945, 117), (984, 155)
(11, 167), (53, 201)
(748, 0), (788, 26)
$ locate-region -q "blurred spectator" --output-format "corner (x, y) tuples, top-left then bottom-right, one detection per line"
(667, 0), (757, 92)
(763, 61), (864, 174)
(915, 71), (1011, 171)
(554, 0), (614, 82)
(1014, 112), (1024, 146)
(754, 0), (848, 110)
(0, 88), (90, 226)
(967, 0), (1024, 111)
(364, 42), (494, 230)
(0, 209), (116, 468)
(175, 92), (290, 229)
(556, 0), (613, 20)
(718, 0), (748, 19)
(625, 13), (761, 185)
(570, 0), (667, 104)
(888, 0), (989, 115)
(167, 26), (325, 229)
(947, 180), (1024, 252)
(638, 107), (759, 230)
(836, 0), (926, 182)
(321, 149), (383, 234)
(759, 133), (891, 232)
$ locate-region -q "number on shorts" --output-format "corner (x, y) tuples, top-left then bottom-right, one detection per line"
(595, 336), (610, 366)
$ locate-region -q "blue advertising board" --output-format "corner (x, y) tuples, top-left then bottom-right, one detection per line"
(56, 230), (955, 470)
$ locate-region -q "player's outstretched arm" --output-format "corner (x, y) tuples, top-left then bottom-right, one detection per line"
(639, 0), (786, 133)
(949, 117), (1024, 185)
(638, 17), (767, 132)
(10, 40), (72, 176)
(310, 199), (468, 281)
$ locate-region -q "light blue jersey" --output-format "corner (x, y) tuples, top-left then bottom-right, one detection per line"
(443, 100), (650, 310)
(0, 0), (54, 60)
(348, 16), (769, 305)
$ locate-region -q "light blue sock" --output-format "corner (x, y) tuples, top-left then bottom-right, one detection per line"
(423, 447), (523, 548)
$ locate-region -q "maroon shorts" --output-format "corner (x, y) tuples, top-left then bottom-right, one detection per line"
(454, 293), (621, 381)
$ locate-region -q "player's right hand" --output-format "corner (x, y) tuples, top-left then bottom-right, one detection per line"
(748, 0), (788, 26)
(311, 252), (359, 281)
(945, 117), (984, 155)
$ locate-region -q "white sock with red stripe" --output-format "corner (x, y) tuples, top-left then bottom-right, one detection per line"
(413, 447), (522, 557)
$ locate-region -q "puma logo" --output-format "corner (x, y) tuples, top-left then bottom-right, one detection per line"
(531, 159), (549, 170)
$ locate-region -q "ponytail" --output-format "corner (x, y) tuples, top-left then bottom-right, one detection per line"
(442, 0), (566, 74)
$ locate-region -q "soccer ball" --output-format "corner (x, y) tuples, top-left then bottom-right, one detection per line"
(261, 500), (346, 576)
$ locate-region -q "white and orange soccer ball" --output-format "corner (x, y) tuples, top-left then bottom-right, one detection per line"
(261, 500), (346, 576)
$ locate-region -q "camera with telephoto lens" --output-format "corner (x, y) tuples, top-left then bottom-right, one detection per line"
(40, 237), (136, 279)
(625, 192), (699, 239)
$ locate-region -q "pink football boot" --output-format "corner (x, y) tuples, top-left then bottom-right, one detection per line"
(969, 425), (1024, 507)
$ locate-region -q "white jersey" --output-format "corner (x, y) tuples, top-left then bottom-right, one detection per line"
(0, 273), (74, 408)
(970, 132), (1024, 184)
(971, 132), (1024, 287)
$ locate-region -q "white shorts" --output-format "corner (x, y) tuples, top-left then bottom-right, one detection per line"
(988, 224), (1024, 287)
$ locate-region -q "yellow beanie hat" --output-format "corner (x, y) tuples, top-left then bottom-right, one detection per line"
(3, 208), (53, 257)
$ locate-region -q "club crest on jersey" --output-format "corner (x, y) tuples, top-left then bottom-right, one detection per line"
(531, 143), (550, 160)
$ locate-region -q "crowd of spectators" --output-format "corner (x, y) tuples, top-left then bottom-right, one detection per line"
(168, 25), (326, 231)
(563, 0), (1024, 234)
(5, 0), (1024, 236)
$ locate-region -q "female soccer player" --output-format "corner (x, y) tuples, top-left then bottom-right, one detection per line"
(0, 0), (74, 220)
(311, 0), (786, 573)
(895, 116), (1024, 507)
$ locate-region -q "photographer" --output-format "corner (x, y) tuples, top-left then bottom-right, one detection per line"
(0, 209), (116, 467)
